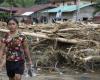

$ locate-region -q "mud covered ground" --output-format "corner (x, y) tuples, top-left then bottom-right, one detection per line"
(0, 69), (100, 80)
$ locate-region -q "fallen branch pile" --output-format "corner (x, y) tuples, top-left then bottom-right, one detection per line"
(0, 20), (100, 71)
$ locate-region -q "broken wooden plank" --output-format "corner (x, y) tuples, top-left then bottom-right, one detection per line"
(82, 56), (100, 62)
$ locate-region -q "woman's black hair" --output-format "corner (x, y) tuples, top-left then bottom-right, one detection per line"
(7, 17), (19, 25)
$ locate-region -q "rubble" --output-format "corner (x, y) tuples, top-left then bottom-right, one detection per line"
(0, 20), (100, 72)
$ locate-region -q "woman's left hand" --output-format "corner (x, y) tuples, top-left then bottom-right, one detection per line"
(29, 60), (32, 65)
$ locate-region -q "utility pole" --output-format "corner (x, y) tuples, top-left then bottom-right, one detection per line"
(76, 0), (80, 21)
(10, 0), (13, 17)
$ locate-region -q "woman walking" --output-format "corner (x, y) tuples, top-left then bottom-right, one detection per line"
(0, 17), (32, 80)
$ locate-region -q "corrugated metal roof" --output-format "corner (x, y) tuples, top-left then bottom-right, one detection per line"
(27, 4), (56, 12)
(0, 7), (17, 12)
(21, 12), (34, 16)
(44, 3), (94, 13)
(15, 4), (56, 15)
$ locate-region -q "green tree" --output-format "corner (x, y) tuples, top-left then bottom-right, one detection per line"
(0, 0), (4, 4)
(93, 0), (100, 16)
(0, 0), (21, 7)
(0, 0), (35, 7)
(34, 0), (49, 4)
(16, 0), (35, 7)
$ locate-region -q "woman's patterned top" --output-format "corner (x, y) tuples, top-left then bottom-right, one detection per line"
(1, 31), (27, 61)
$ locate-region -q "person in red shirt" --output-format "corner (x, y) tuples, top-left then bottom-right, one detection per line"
(0, 17), (32, 80)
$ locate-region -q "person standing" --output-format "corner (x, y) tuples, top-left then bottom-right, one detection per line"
(0, 17), (32, 80)
(56, 9), (62, 21)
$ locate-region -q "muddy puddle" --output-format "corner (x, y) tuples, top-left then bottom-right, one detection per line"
(0, 68), (100, 80)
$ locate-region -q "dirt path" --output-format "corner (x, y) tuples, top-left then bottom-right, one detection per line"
(0, 72), (100, 80)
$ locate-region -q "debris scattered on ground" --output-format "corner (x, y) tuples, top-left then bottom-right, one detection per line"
(0, 20), (100, 72)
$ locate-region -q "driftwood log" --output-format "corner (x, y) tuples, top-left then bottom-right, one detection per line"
(0, 29), (100, 46)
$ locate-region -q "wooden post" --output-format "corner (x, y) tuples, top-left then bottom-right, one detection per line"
(76, 0), (80, 21)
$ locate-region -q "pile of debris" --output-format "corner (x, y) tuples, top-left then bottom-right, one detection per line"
(0, 20), (100, 72)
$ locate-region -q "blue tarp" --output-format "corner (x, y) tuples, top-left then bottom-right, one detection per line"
(44, 3), (93, 13)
